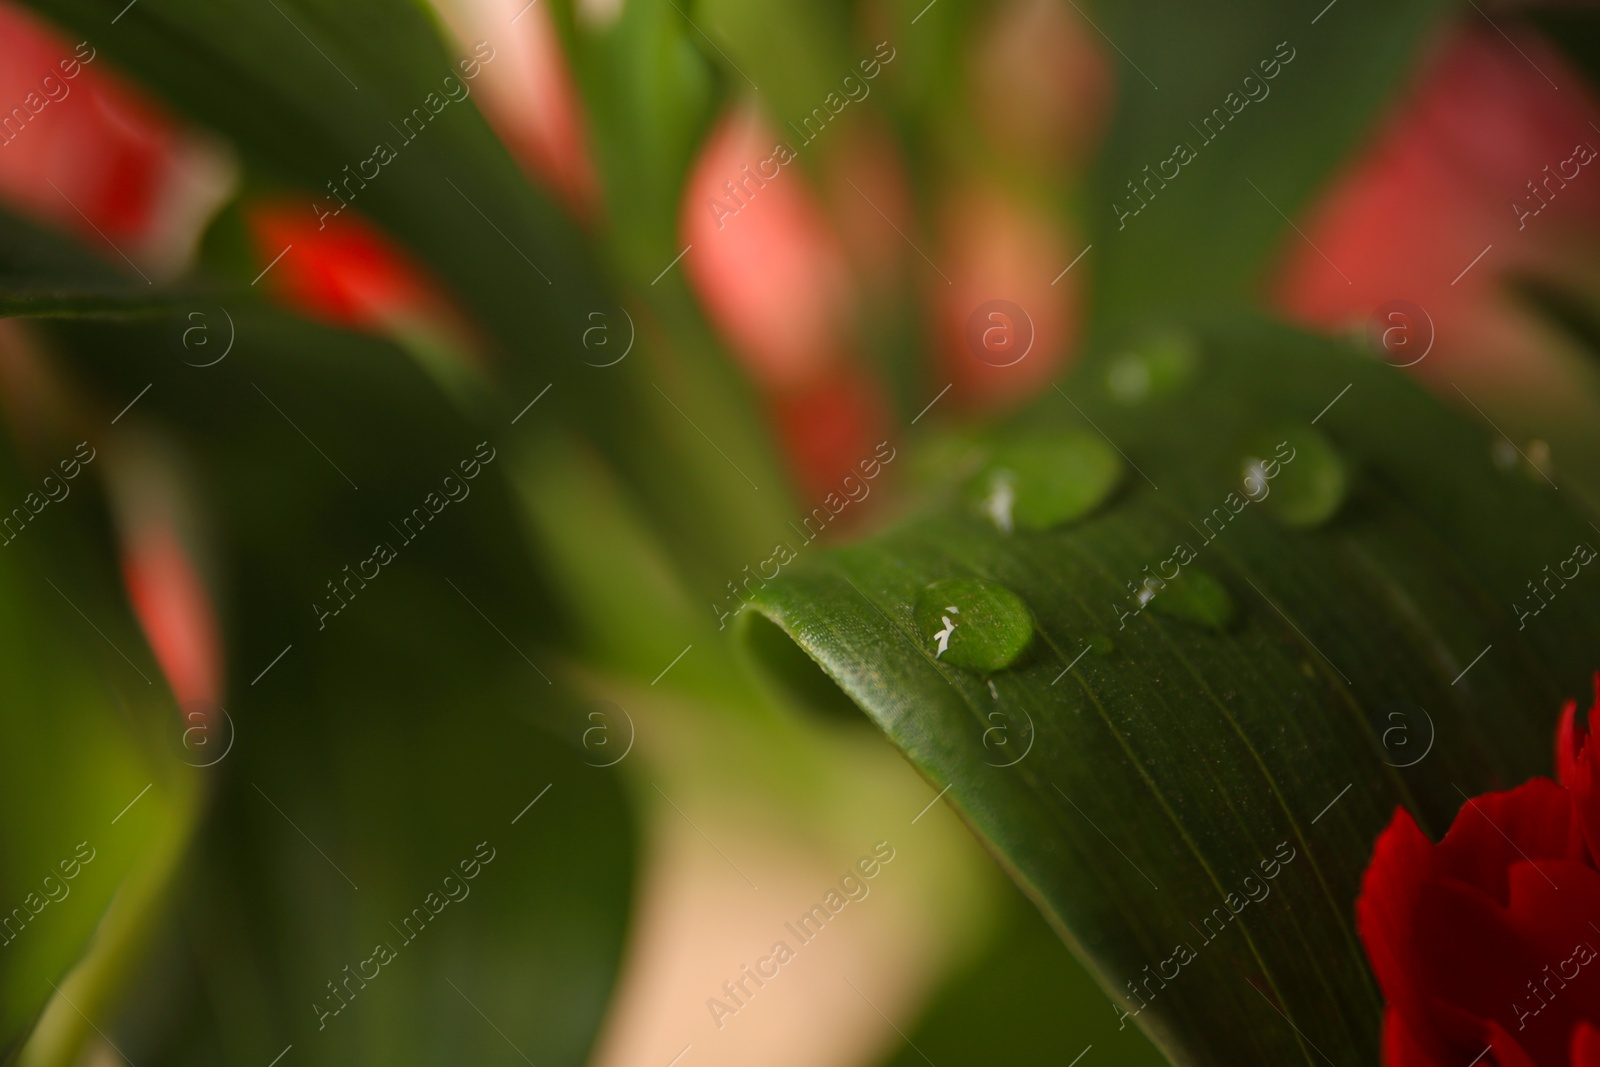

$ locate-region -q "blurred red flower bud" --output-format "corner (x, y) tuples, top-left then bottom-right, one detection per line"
(971, 0), (1113, 168)
(936, 181), (1077, 410)
(104, 433), (224, 717)
(0, 1), (234, 279)
(429, 0), (598, 216)
(681, 105), (855, 394)
(246, 202), (481, 372)
(769, 365), (890, 506)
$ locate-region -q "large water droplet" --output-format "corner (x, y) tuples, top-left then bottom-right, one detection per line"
(1106, 331), (1199, 404)
(970, 432), (1122, 533)
(915, 578), (1034, 672)
(1242, 426), (1347, 529)
(1149, 568), (1235, 630)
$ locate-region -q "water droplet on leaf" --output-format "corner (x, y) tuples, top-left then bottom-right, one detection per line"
(1106, 331), (1198, 404)
(1526, 439), (1553, 482)
(1242, 426), (1347, 529)
(1089, 633), (1115, 655)
(1148, 569), (1235, 630)
(915, 579), (1034, 672)
(970, 432), (1122, 532)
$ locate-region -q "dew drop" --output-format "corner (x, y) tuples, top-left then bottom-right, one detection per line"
(1491, 438), (1519, 471)
(1526, 439), (1553, 482)
(1242, 426), (1347, 529)
(915, 578), (1034, 672)
(1106, 330), (1199, 404)
(969, 432), (1122, 532)
(1089, 632), (1115, 656)
(1148, 568), (1235, 630)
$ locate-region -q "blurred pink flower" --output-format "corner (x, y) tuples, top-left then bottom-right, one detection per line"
(121, 518), (222, 713)
(822, 118), (912, 289)
(428, 0), (597, 216)
(936, 182), (1077, 409)
(1276, 24), (1600, 398)
(682, 105), (856, 393)
(971, 0), (1113, 168)
(0, 1), (233, 278)
(99, 428), (226, 717)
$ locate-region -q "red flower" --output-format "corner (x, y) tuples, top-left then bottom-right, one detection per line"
(1357, 681), (1600, 1065)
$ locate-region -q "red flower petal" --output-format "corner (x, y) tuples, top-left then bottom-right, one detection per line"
(1572, 1023), (1600, 1067)
(1359, 807), (1440, 1044)
(1360, 752), (1600, 1064)
(1382, 1007), (1446, 1067)
(1559, 694), (1586, 790)
(1432, 780), (1584, 902)
(1561, 676), (1600, 866)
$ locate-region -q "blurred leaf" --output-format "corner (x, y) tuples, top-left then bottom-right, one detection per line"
(554, 0), (718, 277)
(24, 0), (800, 586)
(1086, 0), (1445, 320)
(689, 0), (853, 136)
(745, 314), (1600, 1065)
(111, 564), (637, 1066)
(21, 0), (622, 420)
(0, 208), (224, 318)
(0, 430), (196, 1063)
(24, 305), (639, 1065)
(881, 878), (1170, 1067)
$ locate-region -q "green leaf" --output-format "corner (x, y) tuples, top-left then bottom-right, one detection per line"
(110, 567), (638, 1067)
(0, 437), (196, 1063)
(880, 878), (1170, 1067)
(553, 0), (718, 278)
(1086, 0), (1446, 320)
(0, 208), (221, 318)
(744, 314), (1600, 1065)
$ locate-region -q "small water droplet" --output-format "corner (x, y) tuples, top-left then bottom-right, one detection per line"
(1148, 568), (1235, 630)
(1242, 426), (1347, 529)
(1526, 439), (1553, 481)
(915, 579), (1034, 672)
(982, 472), (1017, 534)
(1106, 331), (1198, 404)
(970, 432), (1122, 532)
(1089, 633), (1115, 655)
(1491, 438), (1519, 471)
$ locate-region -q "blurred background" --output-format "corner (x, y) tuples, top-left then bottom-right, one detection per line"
(4, 0), (1600, 1064)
